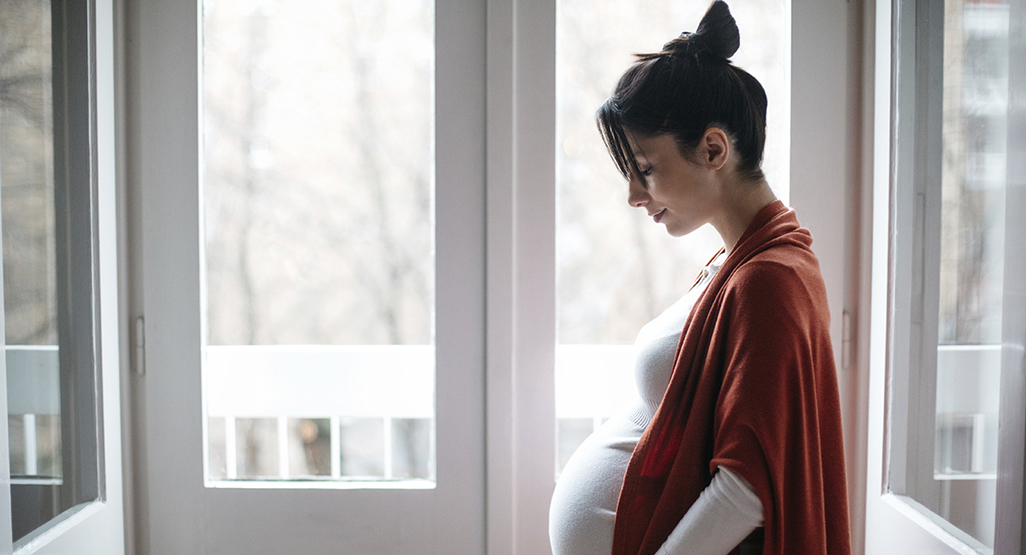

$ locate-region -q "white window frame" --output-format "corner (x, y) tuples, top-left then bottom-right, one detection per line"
(123, 0), (487, 552)
(864, 0), (1026, 552)
(0, 0), (125, 553)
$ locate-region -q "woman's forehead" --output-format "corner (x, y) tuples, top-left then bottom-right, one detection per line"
(630, 133), (675, 159)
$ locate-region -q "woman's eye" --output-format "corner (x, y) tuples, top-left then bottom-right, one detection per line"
(640, 166), (653, 176)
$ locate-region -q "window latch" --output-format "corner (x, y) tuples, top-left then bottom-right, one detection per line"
(134, 316), (146, 376)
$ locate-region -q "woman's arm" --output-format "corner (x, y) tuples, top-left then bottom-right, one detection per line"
(653, 467), (763, 555)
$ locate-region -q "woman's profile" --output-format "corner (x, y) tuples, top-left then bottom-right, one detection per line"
(547, 2), (852, 554)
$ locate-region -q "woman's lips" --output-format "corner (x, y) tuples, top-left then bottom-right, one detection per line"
(651, 209), (666, 223)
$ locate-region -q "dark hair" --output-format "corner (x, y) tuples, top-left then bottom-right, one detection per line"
(597, 1), (768, 183)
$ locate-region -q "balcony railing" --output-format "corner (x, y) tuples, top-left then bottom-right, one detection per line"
(7, 345), (61, 485)
(934, 343), (1001, 480)
(204, 345), (435, 487)
(14, 342), (993, 484)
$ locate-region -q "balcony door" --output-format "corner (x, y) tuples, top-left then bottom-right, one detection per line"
(128, 0), (485, 553)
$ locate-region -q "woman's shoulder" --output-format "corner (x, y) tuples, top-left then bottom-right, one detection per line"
(731, 242), (822, 288)
(721, 244), (830, 319)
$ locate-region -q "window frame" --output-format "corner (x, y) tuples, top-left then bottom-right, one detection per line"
(0, 0), (126, 552)
(866, 0), (1026, 552)
(884, 0), (946, 511)
(125, 0), (487, 552)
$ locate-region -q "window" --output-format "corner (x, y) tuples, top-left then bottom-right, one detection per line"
(200, 0), (436, 486)
(132, 0), (485, 549)
(1, 0), (123, 551)
(2, 0), (62, 540)
(885, 0), (1018, 550)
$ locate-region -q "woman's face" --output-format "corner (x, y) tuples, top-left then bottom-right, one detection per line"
(626, 132), (722, 237)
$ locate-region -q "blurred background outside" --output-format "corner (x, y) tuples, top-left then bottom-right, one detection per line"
(1, 0), (61, 541)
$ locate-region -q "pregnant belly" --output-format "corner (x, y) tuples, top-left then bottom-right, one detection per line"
(549, 407), (649, 555)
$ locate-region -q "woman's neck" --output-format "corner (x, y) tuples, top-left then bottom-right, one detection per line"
(711, 178), (778, 255)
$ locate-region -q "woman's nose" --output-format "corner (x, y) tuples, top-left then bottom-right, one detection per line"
(627, 176), (648, 207)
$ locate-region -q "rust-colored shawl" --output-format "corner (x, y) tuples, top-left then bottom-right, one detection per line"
(611, 201), (851, 555)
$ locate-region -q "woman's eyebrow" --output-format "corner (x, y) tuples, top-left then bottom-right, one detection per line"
(629, 142), (649, 162)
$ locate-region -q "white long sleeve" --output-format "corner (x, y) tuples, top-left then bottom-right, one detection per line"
(653, 467), (764, 555)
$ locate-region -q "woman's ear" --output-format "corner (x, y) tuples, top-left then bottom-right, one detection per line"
(700, 127), (730, 170)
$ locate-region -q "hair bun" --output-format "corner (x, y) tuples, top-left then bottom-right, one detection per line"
(693, 1), (740, 60)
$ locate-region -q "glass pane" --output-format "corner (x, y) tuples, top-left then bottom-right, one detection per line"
(556, 418), (593, 474)
(208, 416), (227, 479)
(201, 0), (435, 486)
(390, 418), (431, 480)
(0, 0), (62, 542)
(288, 417), (331, 477)
(340, 417), (385, 478)
(234, 417), (279, 479)
(554, 0), (790, 473)
(930, 0), (1009, 546)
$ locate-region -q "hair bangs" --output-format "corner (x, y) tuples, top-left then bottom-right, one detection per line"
(597, 99), (640, 181)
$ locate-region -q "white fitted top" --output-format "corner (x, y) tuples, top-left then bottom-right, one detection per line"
(548, 254), (763, 555)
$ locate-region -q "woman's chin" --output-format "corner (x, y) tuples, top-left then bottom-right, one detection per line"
(665, 223), (698, 238)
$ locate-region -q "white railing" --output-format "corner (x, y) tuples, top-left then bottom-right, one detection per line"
(7, 342), (637, 484)
(205, 345), (435, 418)
(209, 414), (433, 484)
(10, 342), (1001, 484)
(6, 345), (61, 484)
(934, 343), (1001, 479)
(204, 345), (435, 486)
(204, 344), (640, 484)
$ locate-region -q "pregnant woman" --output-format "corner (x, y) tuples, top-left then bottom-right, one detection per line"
(548, 2), (851, 554)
